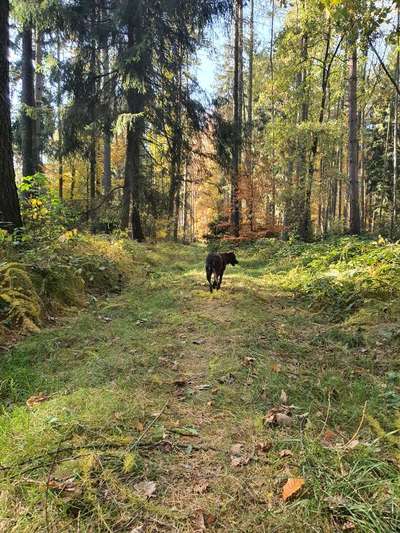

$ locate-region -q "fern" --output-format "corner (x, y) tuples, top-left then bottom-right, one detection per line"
(0, 262), (42, 332)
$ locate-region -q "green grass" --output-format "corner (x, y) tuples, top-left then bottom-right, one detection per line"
(0, 237), (399, 531)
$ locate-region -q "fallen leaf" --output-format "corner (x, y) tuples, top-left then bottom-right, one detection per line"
(26, 394), (49, 408)
(193, 480), (210, 494)
(193, 339), (206, 345)
(279, 449), (294, 458)
(218, 373), (236, 384)
(282, 478), (305, 501)
(321, 430), (337, 446)
(230, 454), (251, 467)
(135, 421), (145, 432)
(193, 509), (215, 531)
(256, 442), (271, 453)
(324, 495), (347, 509)
(130, 527), (144, 533)
(265, 407), (293, 427)
(47, 477), (79, 494)
(271, 363), (281, 373)
(342, 521), (356, 531)
(230, 443), (243, 455)
(194, 509), (206, 531)
(243, 356), (255, 367)
(134, 480), (156, 499)
(346, 439), (360, 450)
(280, 389), (288, 404)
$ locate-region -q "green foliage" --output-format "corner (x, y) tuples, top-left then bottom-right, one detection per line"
(0, 262), (41, 333)
(18, 174), (80, 243)
(232, 236), (400, 320)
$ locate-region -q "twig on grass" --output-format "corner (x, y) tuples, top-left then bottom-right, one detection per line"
(129, 400), (169, 451)
(318, 390), (332, 438)
(343, 401), (368, 449)
(45, 438), (63, 533)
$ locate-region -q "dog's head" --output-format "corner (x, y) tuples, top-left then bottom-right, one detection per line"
(225, 251), (239, 266)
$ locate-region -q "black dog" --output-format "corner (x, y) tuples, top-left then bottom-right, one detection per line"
(205, 251), (238, 293)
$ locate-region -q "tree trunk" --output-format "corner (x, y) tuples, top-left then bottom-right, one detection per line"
(246, 0), (254, 230)
(300, 21), (336, 241)
(121, 15), (145, 241)
(0, 0), (22, 229)
(70, 161), (76, 201)
(270, 0), (276, 227)
(89, 132), (96, 206)
(34, 28), (44, 170)
(348, 33), (361, 234)
(168, 48), (184, 241)
(21, 22), (36, 177)
(57, 35), (63, 200)
(391, 6), (399, 239)
(102, 46), (112, 195)
(231, 0), (243, 237)
(183, 158), (191, 243)
(296, 30), (310, 240)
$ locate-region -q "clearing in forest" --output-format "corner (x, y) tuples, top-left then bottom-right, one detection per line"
(0, 241), (399, 532)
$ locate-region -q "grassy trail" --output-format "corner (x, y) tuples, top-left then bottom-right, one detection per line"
(0, 243), (399, 532)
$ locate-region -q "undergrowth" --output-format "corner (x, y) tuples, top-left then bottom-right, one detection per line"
(0, 232), (146, 340)
(0, 236), (398, 531)
(218, 235), (400, 321)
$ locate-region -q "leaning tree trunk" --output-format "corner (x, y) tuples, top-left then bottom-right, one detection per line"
(21, 21), (36, 178)
(0, 0), (22, 229)
(348, 31), (361, 235)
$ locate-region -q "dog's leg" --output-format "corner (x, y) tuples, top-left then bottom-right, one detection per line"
(212, 269), (218, 289)
(217, 271), (224, 290)
(206, 268), (213, 293)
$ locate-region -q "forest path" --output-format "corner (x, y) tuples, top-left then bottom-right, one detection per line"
(0, 243), (393, 532)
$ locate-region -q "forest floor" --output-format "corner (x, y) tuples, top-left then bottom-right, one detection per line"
(0, 241), (399, 532)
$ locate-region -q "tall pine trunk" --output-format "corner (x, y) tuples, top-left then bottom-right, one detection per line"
(34, 28), (44, 170)
(269, 0), (276, 227)
(246, 0), (254, 230)
(102, 42), (112, 195)
(391, 6), (399, 239)
(57, 35), (63, 200)
(348, 32), (361, 234)
(231, 0), (243, 236)
(21, 22), (36, 178)
(121, 15), (145, 241)
(0, 0), (22, 229)
(296, 31), (310, 240)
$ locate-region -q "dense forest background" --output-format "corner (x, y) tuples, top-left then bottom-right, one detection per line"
(1, 3), (400, 530)
(1, 0), (400, 243)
